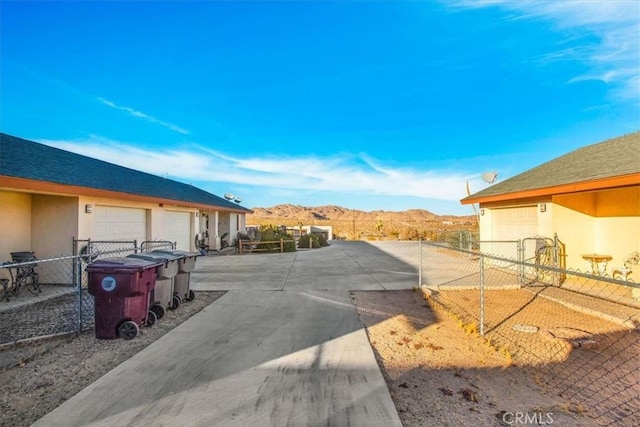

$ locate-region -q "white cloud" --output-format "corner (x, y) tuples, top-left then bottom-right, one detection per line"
(39, 136), (482, 202)
(452, 0), (640, 100)
(98, 97), (190, 135)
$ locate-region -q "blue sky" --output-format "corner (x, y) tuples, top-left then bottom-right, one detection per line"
(1, 1), (638, 215)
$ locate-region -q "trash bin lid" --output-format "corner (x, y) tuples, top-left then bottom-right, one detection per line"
(86, 257), (163, 273)
(148, 250), (184, 261)
(127, 252), (173, 263)
(153, 249), (200, 259)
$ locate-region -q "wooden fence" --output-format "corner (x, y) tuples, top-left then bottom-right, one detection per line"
(238, 239), (295, 254)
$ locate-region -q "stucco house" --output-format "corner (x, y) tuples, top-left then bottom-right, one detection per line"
(0, 133), (252, 261)
(461, 131), (640, 275)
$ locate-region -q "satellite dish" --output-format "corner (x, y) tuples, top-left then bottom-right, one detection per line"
(234, 197), (242, 204)
(224, 193), (235, 200)
(481, 172), (498, 184)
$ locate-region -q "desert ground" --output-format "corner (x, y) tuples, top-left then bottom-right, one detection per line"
(1, 286), (620, 426)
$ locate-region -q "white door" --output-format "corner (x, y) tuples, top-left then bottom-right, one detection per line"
(491, 206), (538, 241)
(95, 206), (147, 242)
(164, 211), (192, 251)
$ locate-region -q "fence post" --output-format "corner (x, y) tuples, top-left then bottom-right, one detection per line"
(553, 233), (560, 287)
(479, 254), (485, 337)
(77, 255), (83, 334)
(419, 239), (423, 287)
(517, 239), (524, 287)
(281, 238), (284, 253)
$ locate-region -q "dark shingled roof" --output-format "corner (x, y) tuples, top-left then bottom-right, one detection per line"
(462, 131), (640, 203)
(0, 133), (252, 213)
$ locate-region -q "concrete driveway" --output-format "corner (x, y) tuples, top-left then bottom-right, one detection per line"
(34, 241), (420, 426)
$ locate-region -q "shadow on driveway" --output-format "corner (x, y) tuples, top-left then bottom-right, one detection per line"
(34, 241), (421, 426)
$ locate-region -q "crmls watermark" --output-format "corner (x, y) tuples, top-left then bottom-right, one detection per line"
(502, 411), (554, 425)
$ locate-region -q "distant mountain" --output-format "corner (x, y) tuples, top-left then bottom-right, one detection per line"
(247, 204), (476, 239)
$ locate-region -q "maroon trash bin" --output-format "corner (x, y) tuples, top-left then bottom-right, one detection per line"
(87, 257), (162, 340)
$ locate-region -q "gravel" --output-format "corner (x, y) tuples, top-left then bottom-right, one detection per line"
(0, 291), (225, 427)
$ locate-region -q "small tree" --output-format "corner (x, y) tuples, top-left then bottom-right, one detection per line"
(375, 218), (383, 237)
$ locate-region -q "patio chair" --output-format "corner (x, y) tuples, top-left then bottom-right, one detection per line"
(612, 251), (640, 281)
(10, 251), (41, 295)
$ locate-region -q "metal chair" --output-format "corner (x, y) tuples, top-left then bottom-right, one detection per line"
(612, 251), (640, 281)
(9, 251), (41, 295)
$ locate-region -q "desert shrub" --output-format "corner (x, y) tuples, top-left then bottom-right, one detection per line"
(298, 234), (320, 249)
(257, 225), (296, 252)
(312, 233), (329, 247)
(446, 230), (479, 250)
(282, 239), (296, 252)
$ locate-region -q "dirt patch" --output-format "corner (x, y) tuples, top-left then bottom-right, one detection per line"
(0, 291), (225, 427)
(351, 289), (601, 426)
(430, 287), (640, 426)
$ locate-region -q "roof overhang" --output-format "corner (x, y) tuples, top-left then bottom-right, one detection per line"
(461, 173), (640, 205)
(0, 175), (253, 214)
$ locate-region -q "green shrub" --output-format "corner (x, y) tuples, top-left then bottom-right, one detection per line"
(312, 233), (329, 247)
(282, 239), (296, 252)
(257, 224), (296, 252)
(298, 234), (320, 249)
(446, 230), (479, 250)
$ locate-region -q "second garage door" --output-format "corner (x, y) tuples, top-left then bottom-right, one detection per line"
(164, 211), (192, 251)
(491, 206), (539, 241)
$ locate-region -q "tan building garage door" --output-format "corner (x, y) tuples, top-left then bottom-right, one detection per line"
(491, 206), (538, 241)
(164, 211), (192, 251)
(95, 206), (147, 242)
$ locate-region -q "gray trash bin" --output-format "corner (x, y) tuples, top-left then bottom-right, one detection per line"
(128, 251), (182, 317)
(152, 250), (199, 302)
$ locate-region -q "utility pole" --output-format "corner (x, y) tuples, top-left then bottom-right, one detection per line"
(352, 211), (356, 234)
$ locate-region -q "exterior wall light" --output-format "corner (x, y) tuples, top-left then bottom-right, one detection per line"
(539, 203), (547, 213)
(85, 204), (94, 214)
(480, 208), (485, 216)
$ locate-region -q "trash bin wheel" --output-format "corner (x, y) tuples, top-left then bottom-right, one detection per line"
(146, 310), (157, 327)
(186, 290), (196, 301)
(150, 304), (166, 319)
(169, 294), (182, 310)
(118, 320), (139, 340)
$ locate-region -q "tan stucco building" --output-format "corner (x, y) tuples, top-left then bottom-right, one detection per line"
(461, 132), (640, 274)
(0, 134), (252, 262)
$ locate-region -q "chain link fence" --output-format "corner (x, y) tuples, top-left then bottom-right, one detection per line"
(0, 239), (175, 350)
(419, 238), (640, 426)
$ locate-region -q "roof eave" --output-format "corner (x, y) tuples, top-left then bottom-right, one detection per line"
(0, 175), (253, 214)
(460, 173), (640, 205)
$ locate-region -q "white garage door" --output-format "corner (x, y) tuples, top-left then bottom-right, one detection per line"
(164, 211), (191, 251)
(491, 206), (538, 241)
(95, 206), (147, 242)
